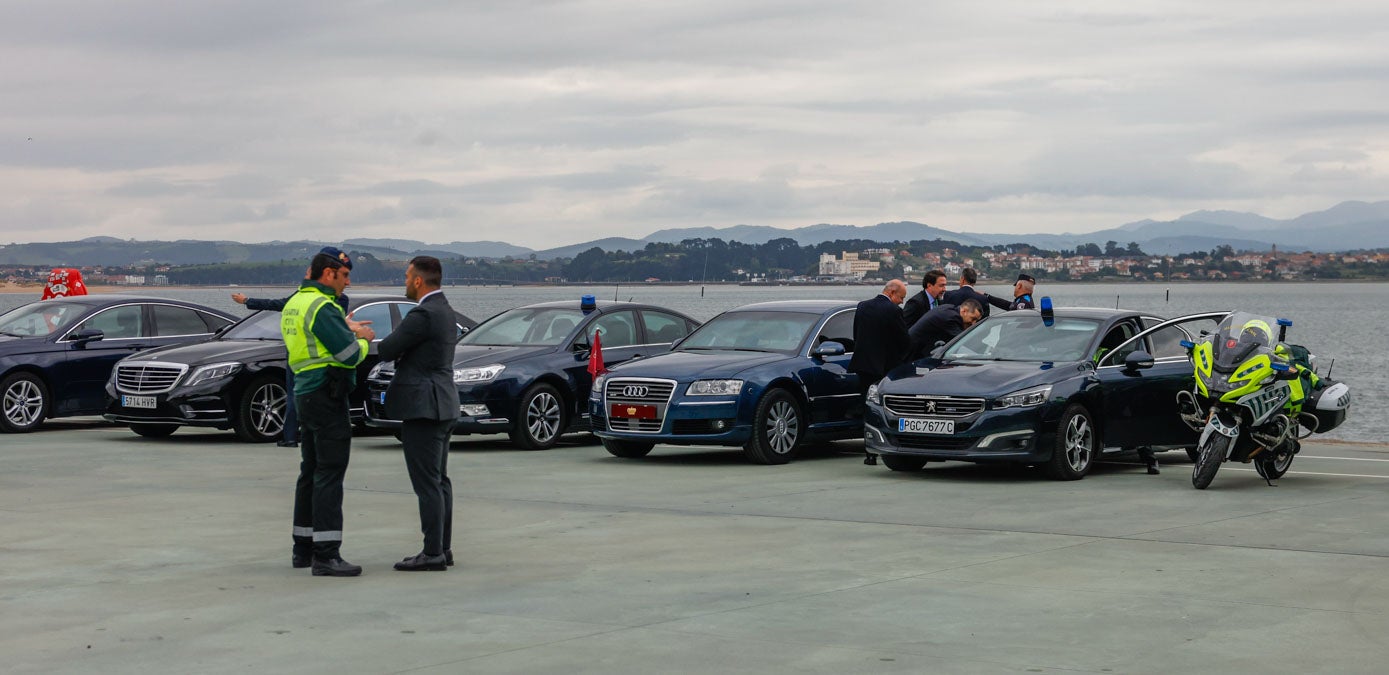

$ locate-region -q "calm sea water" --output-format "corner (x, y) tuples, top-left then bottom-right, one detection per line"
(4, 282), (1383, 443)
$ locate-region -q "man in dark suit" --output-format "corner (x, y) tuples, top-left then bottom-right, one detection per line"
(908, 298), (983, 361)
(377, 256), (462, 572)
(849, 279), (910, 392)
(941, 267), (1000, 319)
(849, 279), (910, 465)
(902, 268), (947, 327)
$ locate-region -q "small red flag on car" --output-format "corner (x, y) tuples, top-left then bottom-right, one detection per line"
(587, 329), (607, 378)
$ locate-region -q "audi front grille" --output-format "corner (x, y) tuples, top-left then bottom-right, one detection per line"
(115, 362), (189, 394)
(603, 378), (676, 433)
(883, 394), (985, 418)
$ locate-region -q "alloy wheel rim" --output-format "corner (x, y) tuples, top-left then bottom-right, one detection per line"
(765, 400), (799, 454)
(1064, 414), (1093, 471)
(527, 392), (560, 443)
(250, 383), (286, 436)
(4, 380), (42, 427)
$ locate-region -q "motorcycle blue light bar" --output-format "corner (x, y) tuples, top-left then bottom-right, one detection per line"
(1277, 318), (1293, 327)
(1039, 296), (1054, 327)
(1271, 362), (1291, 371)
(1180, 340), (1195, 349)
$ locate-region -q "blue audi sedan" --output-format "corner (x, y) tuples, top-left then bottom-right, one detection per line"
(590, 300), (861, 464)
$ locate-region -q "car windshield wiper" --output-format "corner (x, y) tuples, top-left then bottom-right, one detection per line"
(0, 330), (23, 337)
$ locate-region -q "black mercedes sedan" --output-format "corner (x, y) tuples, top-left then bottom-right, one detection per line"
(0, 295), (237, 433)
(865, 307), (1226, 480)
(365, 298), (700, 449)
(102, 294), (476, 441)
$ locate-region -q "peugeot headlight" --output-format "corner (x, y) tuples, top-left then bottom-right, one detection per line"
(994, 385), (1052, 409)
(367, 362), (386, 379)
(866, 383), (881, 406)
(454, 364), (505, 383)
(591, 373), (608, 399)
(184, 362), (242, 388)
(686, 379), (743, 396)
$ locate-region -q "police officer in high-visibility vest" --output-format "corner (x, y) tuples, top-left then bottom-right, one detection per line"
(283, 247), (375, 577)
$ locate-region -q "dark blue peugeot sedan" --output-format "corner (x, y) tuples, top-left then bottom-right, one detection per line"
(366, 298), (700, 449)
(866, 307), (1218, 479)
(590, 300), (862, 464)
(0, 295), (236, 433)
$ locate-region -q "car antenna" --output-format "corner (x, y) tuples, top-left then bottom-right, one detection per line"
(701, 247), (709, 298)
(1326, 358), (1334, 379)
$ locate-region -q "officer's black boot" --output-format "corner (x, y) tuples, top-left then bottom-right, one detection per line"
(1137, 447), (1160, 475)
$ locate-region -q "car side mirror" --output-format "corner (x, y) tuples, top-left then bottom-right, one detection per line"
(812, 341), (846, 357)
(572, 341), (590, 354)
(1123, 350), (1155, 371)
(69, 329), (104, 346)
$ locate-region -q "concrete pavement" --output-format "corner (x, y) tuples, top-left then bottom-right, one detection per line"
(3, 420), (1389, 674)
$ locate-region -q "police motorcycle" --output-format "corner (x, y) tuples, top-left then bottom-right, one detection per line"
(1176, 312), (1351, 489)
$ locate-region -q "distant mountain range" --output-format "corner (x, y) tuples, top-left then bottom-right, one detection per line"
(1, 200), (1385, 266)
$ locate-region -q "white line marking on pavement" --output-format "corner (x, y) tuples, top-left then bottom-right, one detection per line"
(1300, 456), (1389, 462)
(1223, 467), (1389, 479)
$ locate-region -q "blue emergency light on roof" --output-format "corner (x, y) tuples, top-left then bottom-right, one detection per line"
(1040, 296), (1054, 327)
(580, 295), (597, 314)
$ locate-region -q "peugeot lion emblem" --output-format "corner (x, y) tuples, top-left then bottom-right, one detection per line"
(926, 400), (937, 414)
(622, 385), (650, 398)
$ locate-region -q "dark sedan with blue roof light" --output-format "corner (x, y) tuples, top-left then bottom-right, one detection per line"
(590, 300), (862, 464)
(366, 298), (700, 450)
(865, 307), (1223, 479)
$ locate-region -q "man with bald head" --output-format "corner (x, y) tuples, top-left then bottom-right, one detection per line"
(849, 280), (910, 464)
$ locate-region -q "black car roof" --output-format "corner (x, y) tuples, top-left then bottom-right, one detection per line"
(36, 294), (235, 316)
(516, 299), (652, 310)
(994, 307), (1144, 321)
(727, 300), (857, 313)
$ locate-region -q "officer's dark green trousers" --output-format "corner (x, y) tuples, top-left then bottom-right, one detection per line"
(291, 368), (353, 559)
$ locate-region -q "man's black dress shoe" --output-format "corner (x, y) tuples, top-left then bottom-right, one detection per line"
(276, 440), (299, 448)
(292, 552), (312, 568)
(311, 556), (362, 577)
(394, 552), (448, 571)
(445, 549), (454, 566)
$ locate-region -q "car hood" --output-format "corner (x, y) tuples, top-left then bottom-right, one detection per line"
(132, 339), (284, 365)
(0, 334), (42, 350)
(451, 344), (552, 367)
(604, 349), (787, 381)
(879, 358), (1078, 397)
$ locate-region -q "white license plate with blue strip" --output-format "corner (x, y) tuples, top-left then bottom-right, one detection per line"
(898, 418), (954, 434)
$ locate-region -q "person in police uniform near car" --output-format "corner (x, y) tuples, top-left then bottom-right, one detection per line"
(376, 256), (461, 572)
(282, 247), (375, 577)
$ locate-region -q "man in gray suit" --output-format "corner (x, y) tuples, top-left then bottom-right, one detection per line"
(377, 256), (462, 571)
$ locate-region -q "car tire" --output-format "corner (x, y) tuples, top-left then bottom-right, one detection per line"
(1044, 403), (1098, 480)
(511, 383), (566, 450)
(130, 423), (179, 438)
(881, 454), (928, 472)
(742, 388), (803, 465)
(0, 372), (49, 433)
(603, 438), (655, 458)
(234, 373), (288, 443)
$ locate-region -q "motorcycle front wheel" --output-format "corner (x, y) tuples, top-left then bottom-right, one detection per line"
(1192, 433), (1231, 489)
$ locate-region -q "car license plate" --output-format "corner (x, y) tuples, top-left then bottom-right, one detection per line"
(122, 395), (157, 409)
(379, 391), (387, 404)
(898, 417), (954, 434)
(611, 403), (657, 419)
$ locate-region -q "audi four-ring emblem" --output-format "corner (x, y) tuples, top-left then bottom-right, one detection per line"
(621, 385), (650, 398)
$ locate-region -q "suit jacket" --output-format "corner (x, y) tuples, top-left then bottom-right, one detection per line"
(901, 290), (938, 328)
(941, 286), (994, 318)
(377, 292), (461, 421)
(847, 294), (909, 381)
(907, 303), (965, 360)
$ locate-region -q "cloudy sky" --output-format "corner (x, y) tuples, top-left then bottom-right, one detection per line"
(3, 0), (1387, 248)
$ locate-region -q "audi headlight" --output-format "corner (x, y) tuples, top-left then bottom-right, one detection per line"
(184, 362), (242, 388)
(994, 385), (1052, 409)
(454, 364), (505, 383)
(591, 374), (608, 399)
(686, 379), (743, 396)
(866, 382), (881, 406)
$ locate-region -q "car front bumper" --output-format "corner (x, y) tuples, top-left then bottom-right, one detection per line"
(864, 401), (1061, 463)
(589, 395), (750, 446)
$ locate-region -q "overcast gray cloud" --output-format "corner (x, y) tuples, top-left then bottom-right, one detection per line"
(2, 0), (1388, 247)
